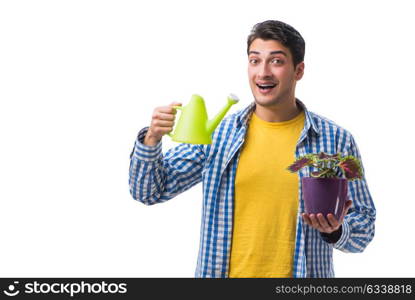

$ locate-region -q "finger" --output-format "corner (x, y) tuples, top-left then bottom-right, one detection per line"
(154, 112), (176, 121)
(309, 214), (321, 230)
(317, 213), (333, 233)
(152, 119), (175, 128)
(327, 214), (340, 229)
(302, 213), (312, 226)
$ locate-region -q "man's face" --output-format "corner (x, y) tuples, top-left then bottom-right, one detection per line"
(248, 38), (304, 107)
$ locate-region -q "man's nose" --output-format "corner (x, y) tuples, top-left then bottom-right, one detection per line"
(258, 63), (272, 78)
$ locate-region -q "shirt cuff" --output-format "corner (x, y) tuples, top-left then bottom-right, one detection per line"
(130, 127), (162, 162)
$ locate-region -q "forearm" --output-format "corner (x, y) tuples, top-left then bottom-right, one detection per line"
(332, 207), (376, 253)
(129, 128), (165, 205)
(129, 127), (205, 205)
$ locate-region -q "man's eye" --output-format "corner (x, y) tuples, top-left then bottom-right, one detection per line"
(249, 59), (258, 64)
(271, 58), (283, 64)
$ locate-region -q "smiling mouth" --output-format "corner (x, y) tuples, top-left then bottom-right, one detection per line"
(256, 83), (277, 90)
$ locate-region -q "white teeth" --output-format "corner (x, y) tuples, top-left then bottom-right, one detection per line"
(257, 83), (276, 88)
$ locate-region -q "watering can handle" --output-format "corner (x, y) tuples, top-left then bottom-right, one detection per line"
(167, 106), (182, 137)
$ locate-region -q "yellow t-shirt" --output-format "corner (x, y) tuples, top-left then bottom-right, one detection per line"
(228, 109), (305, 278)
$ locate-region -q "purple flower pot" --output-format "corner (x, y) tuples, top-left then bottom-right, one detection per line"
(301, 177), (348, 220)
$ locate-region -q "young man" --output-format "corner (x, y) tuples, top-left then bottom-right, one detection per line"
(129, 20), (376, 278)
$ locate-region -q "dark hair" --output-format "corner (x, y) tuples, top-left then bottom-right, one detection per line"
(247, 20), (305, 67)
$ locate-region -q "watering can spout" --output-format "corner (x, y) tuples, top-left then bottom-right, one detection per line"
(206, 94), (239, 135)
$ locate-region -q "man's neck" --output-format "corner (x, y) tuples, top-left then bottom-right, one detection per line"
(253, 98), (302, 122)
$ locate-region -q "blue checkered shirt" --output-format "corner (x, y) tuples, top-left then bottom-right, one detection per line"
(129, 99), (376, 278)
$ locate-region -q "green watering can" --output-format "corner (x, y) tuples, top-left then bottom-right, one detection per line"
(168, 94), (239, 144)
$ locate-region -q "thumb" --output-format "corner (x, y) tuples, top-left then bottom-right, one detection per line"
(339, 199), (352, 222)
(168, 102), (182, 115)
(345, 200), (352, 212)
(169, 101), (182, 107)
(343, 200), (352, 217)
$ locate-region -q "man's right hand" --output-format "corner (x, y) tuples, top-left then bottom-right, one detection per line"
(143, 102), (182, 146)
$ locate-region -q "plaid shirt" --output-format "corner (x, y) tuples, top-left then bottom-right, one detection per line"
(129, 99), (376, 278)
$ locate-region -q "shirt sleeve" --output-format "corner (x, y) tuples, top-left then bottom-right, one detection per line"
(331, 133), (376, 252)
(128, 127), (206, 205)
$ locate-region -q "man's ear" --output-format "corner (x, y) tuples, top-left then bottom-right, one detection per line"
(295, 62), (305, 80)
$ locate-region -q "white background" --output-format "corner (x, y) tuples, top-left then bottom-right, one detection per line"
(1, 0), (414, 277)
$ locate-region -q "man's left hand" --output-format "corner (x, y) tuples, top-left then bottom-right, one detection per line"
(302, 200), (352, 234)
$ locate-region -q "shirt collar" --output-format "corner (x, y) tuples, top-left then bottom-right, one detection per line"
(235, 98), (320, 136)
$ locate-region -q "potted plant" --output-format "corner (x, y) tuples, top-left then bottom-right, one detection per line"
(286, 152), (363, 219)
